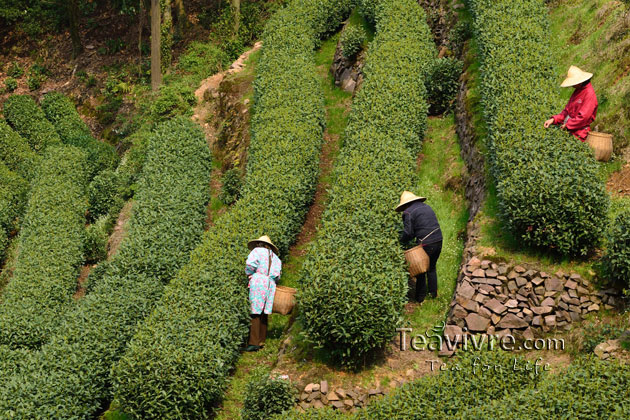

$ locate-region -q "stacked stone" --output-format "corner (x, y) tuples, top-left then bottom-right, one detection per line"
(330, 32), (363, 93)
(445, 257), (620, 341)
(297, 380), (387, 412)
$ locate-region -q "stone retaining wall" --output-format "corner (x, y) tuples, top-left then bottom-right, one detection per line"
(443, 257), (621, 346)
(297, 380), (388, 413)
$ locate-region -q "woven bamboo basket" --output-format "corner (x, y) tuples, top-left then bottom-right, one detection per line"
(273, 285), (297, 315)
(586, 131), (613, 162)
(404, 245), (430, 277)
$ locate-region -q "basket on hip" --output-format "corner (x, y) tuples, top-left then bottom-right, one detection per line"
(586, 131), (613, 162)
(273, 285), (297, 315)
(405, 245), (430, 277)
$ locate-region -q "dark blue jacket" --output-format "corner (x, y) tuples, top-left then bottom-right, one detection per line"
(400, 201), (443, 245)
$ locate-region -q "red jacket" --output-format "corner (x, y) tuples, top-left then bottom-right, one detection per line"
(551, 82), (598, 141)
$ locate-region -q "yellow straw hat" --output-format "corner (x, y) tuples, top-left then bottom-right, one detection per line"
(560, 65), (593, 88)
(395, 191), (427, 212)
(248, 235), (279, 255)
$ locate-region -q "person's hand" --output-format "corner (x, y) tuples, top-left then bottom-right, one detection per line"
(561, 123), (567, 130)
(544, 118), (554, 129)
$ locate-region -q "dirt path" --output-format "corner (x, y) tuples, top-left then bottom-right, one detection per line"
(192, 41), (262, 148)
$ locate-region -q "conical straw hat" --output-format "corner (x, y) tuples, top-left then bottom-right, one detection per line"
(560, 65), (593, 88)
(395, 191), (427, 212)
(248, 235), (279, 255)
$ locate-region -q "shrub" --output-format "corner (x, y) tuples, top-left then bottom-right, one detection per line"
(109, 1), (352, 418)
(0, 117), (211, 418)
(0, 163), (28, 264)
(0, 163), (28, 234)
(149, 82), (196, 121)
(0, 120), (40, 180)
(6, 62), (23, 78)
(602, 211), (630, 287)
(4, 77), (17, 92)
(87, 169), (124, 222)
(41, 92), (119, 179)
(83, 215), (110, 264)
(3, 94), (61, 152)
(27, 75), (42, 91)
(0, 145), (88, 349)
(462, 356), (630, 419)
(279, 351), (541, 420)
(469, 0), (609, 255)
(340, 25), (366, 59)
(298, 0), (435, 367)
(242, 370), (297, 420)
(178, 41), (230, 81)
(425, 57), (463, 115)
(219, 167), (243, 205)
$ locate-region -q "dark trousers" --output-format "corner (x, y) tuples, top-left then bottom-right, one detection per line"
(248, 314), (268, 346)
(415, 241), (442, 302)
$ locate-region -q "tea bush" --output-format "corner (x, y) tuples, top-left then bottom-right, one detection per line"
(425, 57), (463, 115)
(0, 120), (40, 180)
(219, 167), (243, 205)
(602, 211), (630, 288)
(87, 169), (124, 222)
(0, 163), (27, 263)
(469, 0), (608, 255)
(3, 94), (61, 152)
(83, 215), (110, 263)
(41, 92), (119, 179)
(109, 1), (352, 418)
(0, 145), (88, 349)
(0, 117), (211, 418)
(298, 0), (434, 367)
(340, 25), (366, 59)
(279, 351), (541, 420)
(242, 370), (297, 420)
(461, 356), (630, 418)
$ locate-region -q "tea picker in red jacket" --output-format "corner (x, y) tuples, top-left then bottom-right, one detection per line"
(544, 65), (598, 142)
(396, 191), (443, 303)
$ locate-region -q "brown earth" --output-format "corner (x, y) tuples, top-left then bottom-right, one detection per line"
(192, 42), (261, 228)
(607, 160), (630, 196)
(107, 200), (134, 259)
(288, 132), (339, 258)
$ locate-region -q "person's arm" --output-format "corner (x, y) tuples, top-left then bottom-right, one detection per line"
(565, 94), (597, 130)
(270, 255), (281, 282)
(399, 212), (414, 243)
(547, 106), (569, 128)
(245, 249), (259, 278)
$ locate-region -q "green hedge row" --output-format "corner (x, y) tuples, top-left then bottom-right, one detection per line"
(108, 1), (351, 417)
(279, 352), (630, 419)
(3, 95), (61, 152)
(298, 0), (435, 367)
(41, 92), (119, 180)
(461, 356), (630, 419)
(0, 117), (211, 418)
(469, 0), (608, 255)
(603, 211), (630, 288)
(0, 145), (88, 349)
(278, 351), (541, 420)
(0, 120), (40, 180)
(0, 163), (28, 263)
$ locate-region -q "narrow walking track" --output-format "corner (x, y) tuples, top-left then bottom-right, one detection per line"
(214, 33), (352, 420)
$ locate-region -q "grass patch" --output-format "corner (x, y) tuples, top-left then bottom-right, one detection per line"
(404, 115), (469, 333)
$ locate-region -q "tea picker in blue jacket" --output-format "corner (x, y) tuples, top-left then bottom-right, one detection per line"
(396, 191), (443, 303)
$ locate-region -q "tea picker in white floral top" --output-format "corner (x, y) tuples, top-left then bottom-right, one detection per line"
(243, 235), (282, 352)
